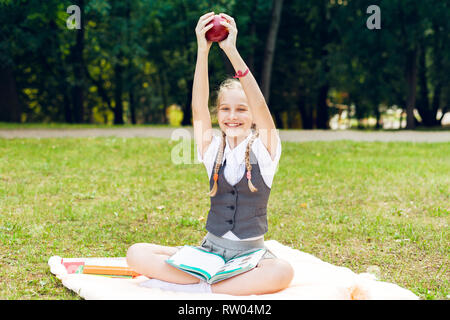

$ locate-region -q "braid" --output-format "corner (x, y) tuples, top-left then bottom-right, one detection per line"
(245, 124), (259, 193)
(209, 131), (226, 197)
(210, 125), (259, 196)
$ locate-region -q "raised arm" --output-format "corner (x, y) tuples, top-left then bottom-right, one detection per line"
(217, 13), (278, 159)
(192, 12), (215, 158)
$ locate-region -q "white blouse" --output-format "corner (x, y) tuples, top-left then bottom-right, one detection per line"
(197, 133), (282, 241)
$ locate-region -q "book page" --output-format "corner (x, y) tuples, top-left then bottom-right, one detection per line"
(215, 249), (266, 276)
(166, 246), (225, 278)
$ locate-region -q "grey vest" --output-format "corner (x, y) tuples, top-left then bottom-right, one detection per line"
(205, 152), (271, 239)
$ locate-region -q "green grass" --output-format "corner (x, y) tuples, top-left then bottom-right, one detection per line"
(0, 137), (448, 299)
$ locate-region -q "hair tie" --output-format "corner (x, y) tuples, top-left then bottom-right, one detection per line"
(213, 173), (219, 182)
(233, 68), (249, 79)
(246, 171), (251, 180)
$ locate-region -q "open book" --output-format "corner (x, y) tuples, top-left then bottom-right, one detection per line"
(165, 245), (266, 284)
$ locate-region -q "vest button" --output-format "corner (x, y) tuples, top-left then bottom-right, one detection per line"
(227, 220), (233, 224)
(227, 205), (235, 210)
(230, 190), (235, 195)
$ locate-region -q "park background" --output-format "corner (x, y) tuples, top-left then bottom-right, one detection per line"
(1, 0), (449, 129)
(0, 0), (449, 300)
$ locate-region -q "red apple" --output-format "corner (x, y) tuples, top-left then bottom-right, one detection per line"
(205, 15), (229, 42)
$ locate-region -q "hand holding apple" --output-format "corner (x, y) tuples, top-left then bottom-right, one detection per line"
(195, 12), (215, 52)
(216, 13), (237, 54)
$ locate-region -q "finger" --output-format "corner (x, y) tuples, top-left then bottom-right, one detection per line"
(200, 11), (215, 21)
(197, 14), (214, 31)
(202, 14), (215, 27)
(197, 17), (213, 32)
(201, 23), (214, 34)
(197, 12), (214, 29)
(219, 20), (235, 33)
(219, 13), (236, 27)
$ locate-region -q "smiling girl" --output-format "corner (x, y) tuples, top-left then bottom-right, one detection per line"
(126, 12), (293, 296)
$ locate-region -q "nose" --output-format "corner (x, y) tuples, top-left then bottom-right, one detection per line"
(228, 108), (238, 120)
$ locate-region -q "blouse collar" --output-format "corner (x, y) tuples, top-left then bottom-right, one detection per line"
(222, 133), (253, 165)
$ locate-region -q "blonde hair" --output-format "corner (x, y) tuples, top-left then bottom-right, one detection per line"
(215, 78), (243, 110)
(209, 78), (258, 197)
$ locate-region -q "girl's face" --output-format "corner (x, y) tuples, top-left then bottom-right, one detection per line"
(217, 88), (253, 138)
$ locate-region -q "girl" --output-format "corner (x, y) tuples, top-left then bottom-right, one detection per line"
(126, 12), (293, 296)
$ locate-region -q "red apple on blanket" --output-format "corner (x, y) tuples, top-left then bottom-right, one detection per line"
(205, 15), (229, 42)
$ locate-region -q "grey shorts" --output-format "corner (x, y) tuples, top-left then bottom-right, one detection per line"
(185, 232), (277, 262)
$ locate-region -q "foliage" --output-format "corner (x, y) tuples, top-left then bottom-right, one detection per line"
(0, 0), (448, 128)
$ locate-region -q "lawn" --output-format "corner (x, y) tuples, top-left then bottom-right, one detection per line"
(0, 136), (448, 299)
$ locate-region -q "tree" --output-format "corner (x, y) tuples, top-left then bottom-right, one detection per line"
(0, 0), (21, 122)
(415, 0), (450, 127)
(260, 0), (284, 106)
(2, 0), (448, 128)
(70, 0), (86, 123)
(0, 65), (22, 122)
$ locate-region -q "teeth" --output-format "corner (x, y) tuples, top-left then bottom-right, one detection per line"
(226, 123), (241, 127)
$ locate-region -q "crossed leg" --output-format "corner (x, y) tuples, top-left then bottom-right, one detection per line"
(211, 258), (294, 295)
(126, 243), (200, 284)
(126, 243), (294, 295)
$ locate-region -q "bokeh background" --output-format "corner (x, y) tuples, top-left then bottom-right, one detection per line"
(1, 0), (449, 130)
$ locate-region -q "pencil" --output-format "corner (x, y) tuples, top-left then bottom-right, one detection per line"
(82, 265), (141, 277)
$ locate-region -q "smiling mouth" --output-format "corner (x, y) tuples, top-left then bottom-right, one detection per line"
(224, 122), (243, 128)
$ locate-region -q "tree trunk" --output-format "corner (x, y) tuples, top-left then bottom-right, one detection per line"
(315, 1), (331, 129)
(71, 0), (85, 123)
(416, 43), (440, 127)
(180, 2), (195, 126)
(375, 105), (382, 129)
(129, 89), (136, 124)
(260, 0), (284, 105)
(433, 81), (443, 124)
(439, 106), (448, 124)
(354, 101), (365, 129)
(113, 62), (124, 124)
(182, 78), (193, 126)
(125, 1), (136, 125)
(247, 0), (258, 72)
(63, 89), (73, 123)
(297, 92), (313, 129)
(0, 66), (21, 122)
(416, 43), (430, 126)
(431, 22), (445, 127)
(405, 48), (418, 129)
(316, 83), (329, 129)
(157, 72), (168, 124)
